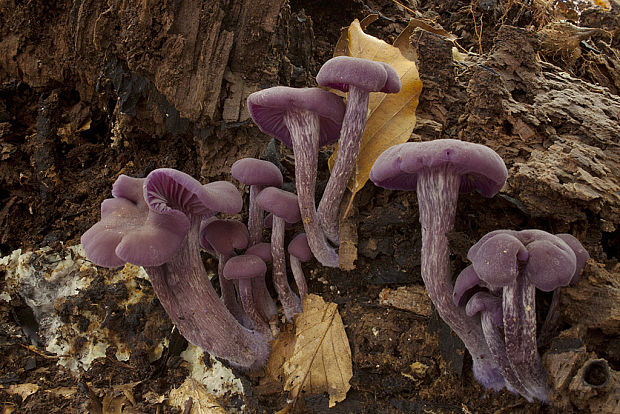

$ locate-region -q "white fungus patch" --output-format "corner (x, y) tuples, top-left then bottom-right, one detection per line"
(180, 343), (244, 399)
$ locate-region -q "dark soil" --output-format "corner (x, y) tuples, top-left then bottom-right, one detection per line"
(1, 0), (619, 413)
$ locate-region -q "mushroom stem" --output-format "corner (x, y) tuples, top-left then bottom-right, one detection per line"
(318, 86), (369, 245)
(271, 216), (302, 320)
(289, 254), (308, 301)
(284, 108), (339, 267)
(503, 273), (550, 402)
(238, 278), (272, 337)
(479, 309), (533, 401)
(217, 252), (247, 325)
(145, 217), (269, 371)
(418, 166), (505, 390)
(248, 185), (264, 246)
(252, 275), (278, 322)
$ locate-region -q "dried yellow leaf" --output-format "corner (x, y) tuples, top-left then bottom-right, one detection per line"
(328, 18), (423, 195)
(273, 294), (352, 412)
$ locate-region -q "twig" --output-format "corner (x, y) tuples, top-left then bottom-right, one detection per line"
(19, 343), (68, 359)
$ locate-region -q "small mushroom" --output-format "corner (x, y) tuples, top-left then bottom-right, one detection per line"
(465, 291), (532, 400)
(316, 56), (401, 244)
(245, 242), (278, 321)
(231, 158), (283, 246)
(370, 139), (508, 390)
(223, 254), (271, 337)
(201, 218), (250, 325)
(287, 233), (312, 301)
(247, 86), (345, 267)
(255, 186), (302, 320)
(465, 229), (585, 402)
(82, 169), (270, 371)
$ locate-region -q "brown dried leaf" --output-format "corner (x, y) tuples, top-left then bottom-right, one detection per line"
(328, 18), (423, 195)
(4, 383), (39, 400)
(168, 378), (227, 414)
(274, 294), (352, 412)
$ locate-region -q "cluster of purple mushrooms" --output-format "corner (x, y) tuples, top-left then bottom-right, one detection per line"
(81, 56), (589, 402)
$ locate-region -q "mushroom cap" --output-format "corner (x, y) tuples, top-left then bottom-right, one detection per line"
(82, 174), (187, 268)
(316, 56), (402, 94)
(245, 242), (273, 263)
(288, 233), (312, 262)
(465, 291), (503, 327)
(555, 233), (589, 284)
(264, 213), (294, 229)
(82, 169), (243, 269)
(453, 264), (486, 307)
(199, 216), (217, 253)
(369, 139), (508, 197)
(231, 158), (283, 188)
(223, 254), (267, 280)
(202, 219), (249, 256)
(468, 233), (529, 288)
(255, 187), (301, 224)
(523, 238), (576, 292)
(247, 86), (345, 148)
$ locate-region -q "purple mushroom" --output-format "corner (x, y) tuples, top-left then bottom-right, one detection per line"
(369, 139), (508, 390)
(246, 242), (278, 322)
(231, 158), (283, 246)
(465, 291), (532, 399)
(201, 218), (250, 325)
(287, 233), (312, 301)
(81, 169), (270, 371)
(316, 56), (401, 244)
(463, 229), (587, 402)
(255, 186), (302, 320)
(223, 254), (271, 337)
(247, 86), (345, 267)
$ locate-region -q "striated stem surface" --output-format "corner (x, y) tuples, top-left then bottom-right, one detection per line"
(145, 216), (269, 371)
(248, 185), (264, 246)
(418, 166), (505, 390)
(290, 255), (308, 301)
(271, 217), (302, 320)
(503, 274), (549, 402)
(284, 109), (339, 267)
(318, 86), (369, 245)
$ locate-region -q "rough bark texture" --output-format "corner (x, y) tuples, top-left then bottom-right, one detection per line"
(1, 0), (619, 412)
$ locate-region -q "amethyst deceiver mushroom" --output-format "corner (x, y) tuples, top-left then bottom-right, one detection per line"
(201, 218), (250, 325)
(247, 86), (345, 267)
(231, 158), (283, 246)
(255, 186), (302, 320)
(316, 56), (401, 244)
(465, 229), (584, 402)
(223, 254), (271, 337)
(81, 169), (270, 371)
(465, 291), (533, 400)
(288, 233), (312, 301)
(245, 242), (278, 321)
(369, 139), (508, 390)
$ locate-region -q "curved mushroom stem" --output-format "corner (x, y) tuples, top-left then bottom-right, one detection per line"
(238, 279), (272, 338)
(284, 108), (339, 267)
(318, 86), (369, 245)
(252, 276), (278, 322)
(480, 310), (533, 401)
(418, 166), (505, 390)
(503, 274), (550, 402)
(289, 254), (308, 301)
(145, 216), (269, 371)
(271, 217), (302, 320)
(248, 185), (265, 246)
(217, 252), (249, 327)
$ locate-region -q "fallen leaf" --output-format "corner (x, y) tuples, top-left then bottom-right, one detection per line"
(328, 17), (423, 195)
(5, 383), (39, 400)
(275, 294), (352, 412)
(168, 378), (227, 414)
